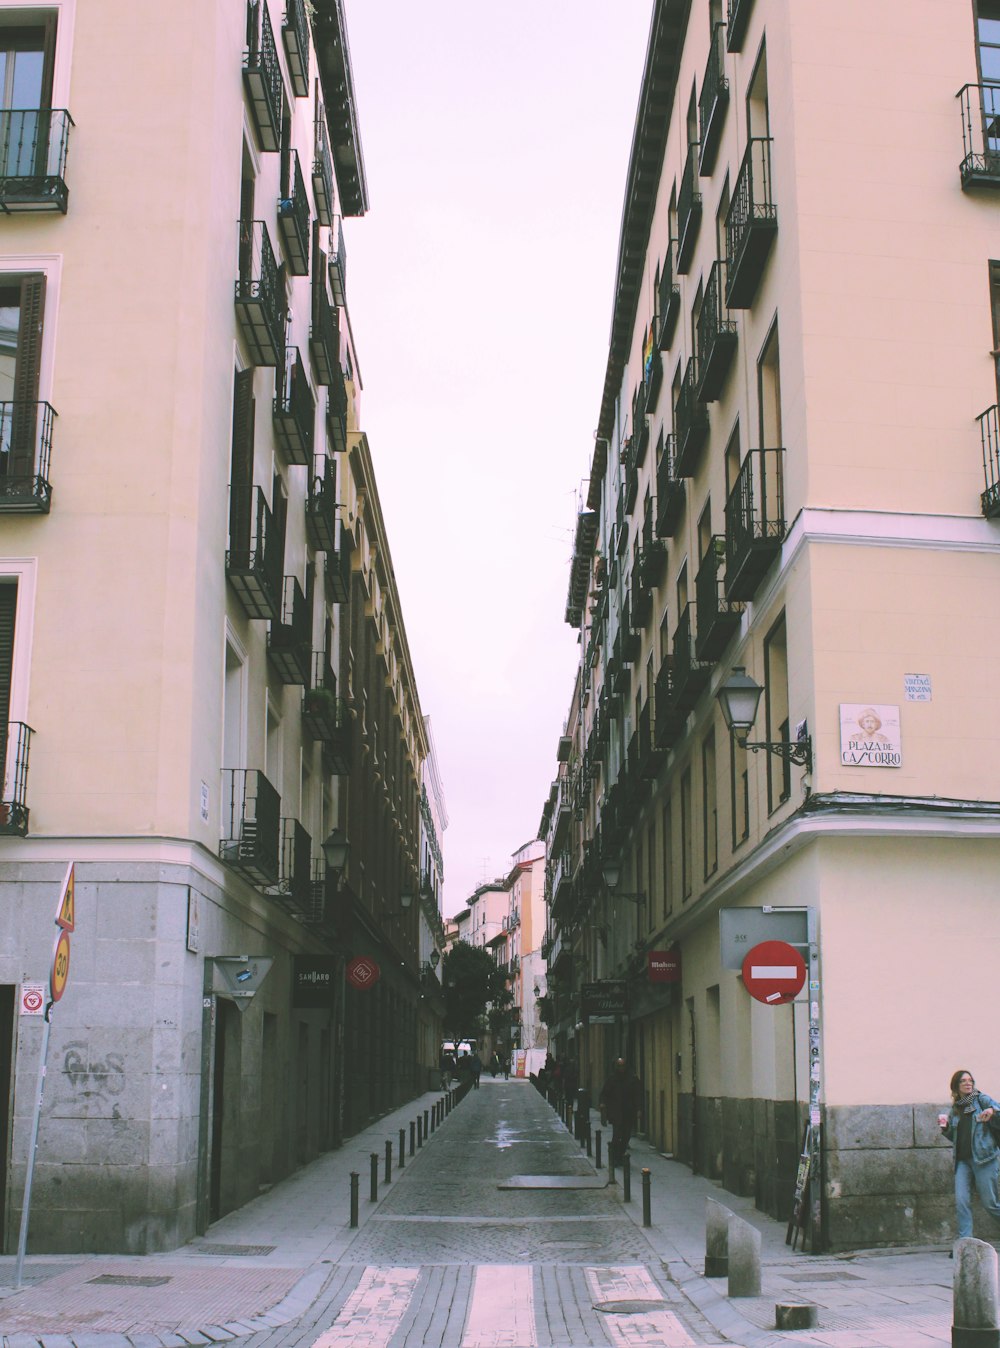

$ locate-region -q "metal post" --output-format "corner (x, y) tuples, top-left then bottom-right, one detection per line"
(608, 1150), (616, 1185)
(15, 1010), (52, 1288)
(399, 1127), (405, 1169)
(642, 1168), (652, 1227)
(350, 1171), (359, 1227)
(807, 907), (823, 1253)
(384, 1138), (392, 1184)
(424, 1107), (430, 1138)
(417, 1116), (423, 1148)
(586, 1123), (593, 1157)
(369, 1153), (379, 1202)
(430, 1105), (435, 1134)
(623, 1154), (631, 1202)
(410, 1120), (415, 1157)
(595, 1129), (603, 1169)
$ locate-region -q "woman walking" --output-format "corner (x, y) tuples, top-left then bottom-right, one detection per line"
(941, 1069), (1000, 1240)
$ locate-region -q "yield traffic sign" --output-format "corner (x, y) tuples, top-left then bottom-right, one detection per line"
(741, 939), (806, 1005)
(55, 862), (75, 931)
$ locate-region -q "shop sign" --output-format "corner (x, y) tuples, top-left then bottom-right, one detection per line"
(581, 980), (628, 1017)
(648, 948), (681, 983)
(293, 956), (338, 1008)
(347, 955), (380, 991)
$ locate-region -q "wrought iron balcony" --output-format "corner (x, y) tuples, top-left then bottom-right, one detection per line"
(0, 401), (55, 512)
(697, 260), (738, 401)
(235, 219), (285, 366)
(979, 404), (1000, 518)
(699, 23), (730, 176)
(645, 346), (663, 414)
(656, 432), (685, 538)
(631, 567), (652, 629)
(0, 721), (32, 835)
(326, 525), (352, 603)
(302, 676), (351, 757)
(620, 596), (641, 662)
(220, 767), (281, 885)
(305, 453), (338, 551)
(958, 84), (1000, 190)
(310, 274), (339, 385)
(0, 110), (73, 214)
(672, 603), (712, 712)
(243, 0), (284, 152)
(677, 144), (702, 274)
(312, 109), (334, 226)
(227, 484), (283, 620)
(327, 371), (348, 453)
(267, 575), (311, 684)
(695, 539), (744, 661)
(727, 0), (755, 52)
(675, 358), (710, 475)
(726, 137), (777, 308)
(282, 0), (310, 98)
(657, 239), (681, 350)
(272, 348), (314, 465)
(639, 538), (668, 592)
(277, 817), (313, 917)
(654, 659), (684, 750)
(277, 150), (310, 275)
(329, 216), (347, 306)
(724, 447), (786, 600)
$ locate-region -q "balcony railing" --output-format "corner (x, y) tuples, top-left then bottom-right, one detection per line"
(282, 0), (310, 98)
(958, 84), (1000, 190)
(672, 603), (712, 712)
(227, 484), (283, 620)
(329, 216), (347, 306)
(645, 345), (663, 414)
(727, 0), (755, 52)
(277, 149), (310, 275)
(272, 348), (314, 465)
(724, 447), (786, 600)
(726, 137), (777, 308)
(979, 404), (1000, 518)
(620, 596), (640, 662)
(278, 817), (313, 914)
(326, 524), (352, 602)
(312, 109), (334, 225)
(675, 357), (709, 475)
(695, 540), (744, 661)
(0, 721), (32, 835)
(697, 260), (738, 401)
(638, 538), (668, 593)
(0, 401), (55, 512)
(0, 110), (73, 213)
(656, 432), (685, 537)
(306, 453), (338, 551)
(220, 768), (281, 885)
(310, 273), (339, 385)
(243, 0), (283, 152)
(699, 23), (730, 176)
(235, 219), (285, 366)
(657, 240), (681, 351)
(302, 678), (351, 760)
(677, 144), (702, 274)
(267, 575), (311, 684)
(654, 659), (684, 750)
(327, 370), (348, 453)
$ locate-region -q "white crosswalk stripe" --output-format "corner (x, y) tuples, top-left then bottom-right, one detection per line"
(462, 1264), (536, 1347)
(312, 1266), (420, 1348)
(587, 1266), (695, 1347)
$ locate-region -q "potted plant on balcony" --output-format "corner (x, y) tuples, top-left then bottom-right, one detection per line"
(303, 685), (337, 717)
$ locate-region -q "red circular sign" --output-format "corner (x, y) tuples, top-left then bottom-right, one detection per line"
(22, 987), (43, 1013)
(346, 956), (380, 991)
(741, 939), (806, 1005)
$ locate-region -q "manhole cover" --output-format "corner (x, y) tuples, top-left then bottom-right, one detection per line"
(88, 1275), (172, 1288)
(784, 1271), (861, 1283)
(595, 1299), (671, 1314)
(196, 1243), (276, 1256)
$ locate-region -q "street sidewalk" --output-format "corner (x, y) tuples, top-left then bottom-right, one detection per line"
(0, 1078), (960, 1348)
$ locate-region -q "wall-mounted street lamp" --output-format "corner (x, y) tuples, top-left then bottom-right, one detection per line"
(400, 892), (414, 910)
(321, 828), (350, 890)
(715, 667), (812, 771)
(601, 857), (645, 906)
(429, 948), (441, 968)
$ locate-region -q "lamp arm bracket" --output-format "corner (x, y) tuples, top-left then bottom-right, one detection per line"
(745, 738), (813, 771)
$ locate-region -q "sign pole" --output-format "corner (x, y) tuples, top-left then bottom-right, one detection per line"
(807, 907), (823, 1252)
(15, 1002), (52, 1288)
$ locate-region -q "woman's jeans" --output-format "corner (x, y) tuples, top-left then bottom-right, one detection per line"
(955, 1158), (1000, 1237)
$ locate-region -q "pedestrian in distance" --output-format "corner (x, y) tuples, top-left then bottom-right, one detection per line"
(599, 1057), (643, 1165)
(940, 1068), (1000, 1242)
(470, 1051), (482, 1090)
(490, 1051), (500, 1078)
(502, 1050), (511, 1080)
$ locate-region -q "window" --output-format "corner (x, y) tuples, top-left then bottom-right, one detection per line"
(746, 41), (769, 138)
(680, 767), (693, 899)
(731, 732), (749, 847)
(0, 273), (45, 483)
(698, 502), (712, 562)
(716, 177), (730, 261)
(990, 261), (1000, 403)
(724, 421), (741, 497)
(758, 322), (782, 445)
(976, 1), (1000, 85)
(662, 797), (673, 919)
(659, 606), (671, 661)
(764, 614), (790, 810)
(702, 731), (717, 877)
(0, 20), (56, 178)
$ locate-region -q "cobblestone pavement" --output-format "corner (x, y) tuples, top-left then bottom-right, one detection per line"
(0, 1078), (965, 1347)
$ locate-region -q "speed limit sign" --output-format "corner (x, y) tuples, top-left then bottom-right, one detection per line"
(50, 929), (71, 1003)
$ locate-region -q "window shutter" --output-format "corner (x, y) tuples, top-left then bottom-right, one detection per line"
(9, 274), (45, 481)
(0, 583), (18, 729)
(229, 368), (255, 557)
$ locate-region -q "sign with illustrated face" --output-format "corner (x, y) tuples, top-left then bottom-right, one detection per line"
(839, 704), (901, 768)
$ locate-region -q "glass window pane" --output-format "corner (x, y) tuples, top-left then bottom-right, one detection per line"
(982, 48), (1000, 82)
(10, 50), (42, 109)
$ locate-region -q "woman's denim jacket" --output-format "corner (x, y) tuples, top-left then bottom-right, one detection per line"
(943, 1092), (1000, 1166)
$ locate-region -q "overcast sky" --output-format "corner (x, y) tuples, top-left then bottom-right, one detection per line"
(341, 1), (654, 915)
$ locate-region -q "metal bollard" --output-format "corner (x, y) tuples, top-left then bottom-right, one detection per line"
(424, 1108), (430, 1138)
(384, 1138), (392, 1184)
(369, 1152), (379, 1203)
(642, 1168), (652, 1227)
(409, 1119), (416, 1157)
(595, 1128), (603, 1169)
(609, 1150), (616, 1185)
(430, 1105), (436, 1134)
(623, 1154), (631, 1202)
(399, 1127), (406, 1169)
(417, 1116), (423, 1148)
(586, 1123), (593, 1157)
(446, 1092), (451, 1115)
(350, 1171), (359, 1228)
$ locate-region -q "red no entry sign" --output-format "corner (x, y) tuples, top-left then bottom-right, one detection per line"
(346, 956), (380, 991)
(741, 939), (806, 1005)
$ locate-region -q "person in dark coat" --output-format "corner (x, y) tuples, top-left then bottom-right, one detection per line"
(599, 1058), (643, 1164)
(469, 1051), (483, 1089)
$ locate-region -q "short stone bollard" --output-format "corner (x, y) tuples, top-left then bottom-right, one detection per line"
(776, 1303), (818, 1331)
(705, 1198), (730, 1277)
(954, 1237), (1000, 1347)
(727, 1215), (762, 1298)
